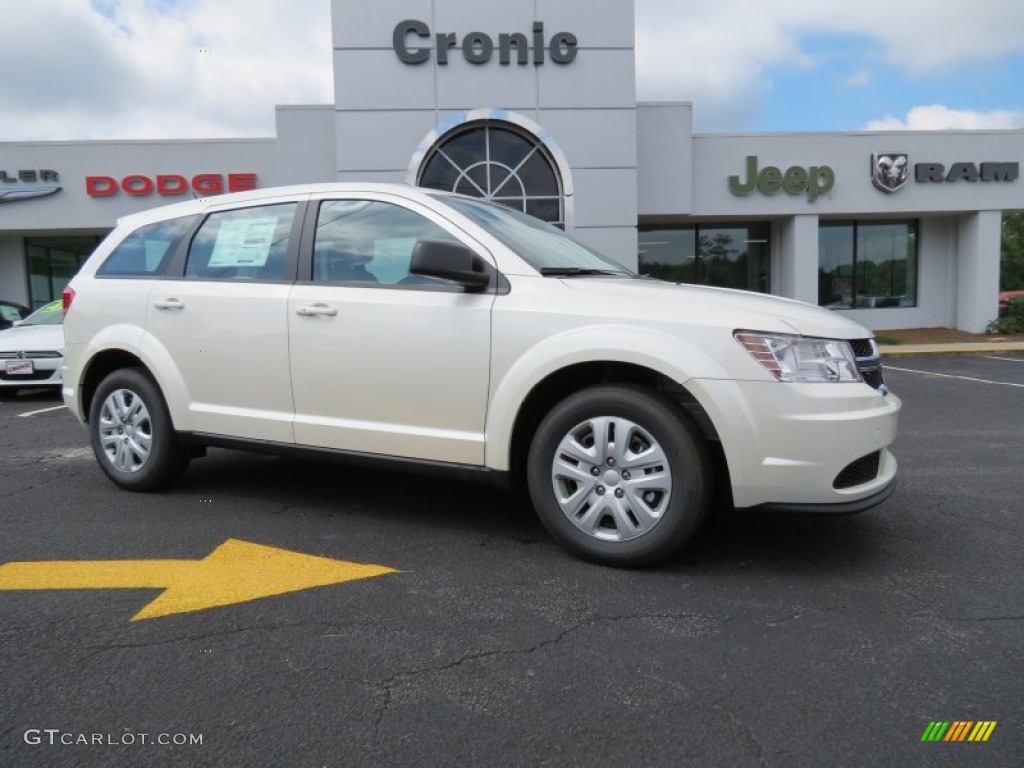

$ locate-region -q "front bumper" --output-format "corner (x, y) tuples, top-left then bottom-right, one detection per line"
(688, 378), (901, 510)
(747, 477), (897, 515)
(0, 358), (62, 389)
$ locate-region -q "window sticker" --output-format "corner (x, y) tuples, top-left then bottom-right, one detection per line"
(208, 216), (278, 268)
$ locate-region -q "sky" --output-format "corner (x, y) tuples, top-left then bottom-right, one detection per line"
(1, 0), (1023, 141)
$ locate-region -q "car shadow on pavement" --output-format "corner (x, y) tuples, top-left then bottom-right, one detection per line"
(683, 506), (884, 574)
(175, 449), (541, 537)
(170, 448), (883, 574)
(0, 388), (63, 404)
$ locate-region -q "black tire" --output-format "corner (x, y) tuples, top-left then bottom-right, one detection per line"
(88, 368), (189, 491)
(527, 384), (712, 567)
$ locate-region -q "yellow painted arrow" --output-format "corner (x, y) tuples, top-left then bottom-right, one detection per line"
(0, 539), (397, 621)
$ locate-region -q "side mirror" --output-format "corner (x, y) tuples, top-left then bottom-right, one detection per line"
(410, 240), (490, 291)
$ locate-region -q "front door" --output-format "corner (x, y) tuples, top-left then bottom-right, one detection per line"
(287, 194), (494, 465)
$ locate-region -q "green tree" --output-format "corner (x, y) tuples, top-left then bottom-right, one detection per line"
(1002, 213), (1024, 290)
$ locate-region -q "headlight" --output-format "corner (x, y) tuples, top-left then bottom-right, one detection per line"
(734, 331), (861, 383)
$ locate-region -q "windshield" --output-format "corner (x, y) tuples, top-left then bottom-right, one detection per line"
(20, 300), (64, 326)
(435, 194), (633, 275)
(0, 304), (25, 323)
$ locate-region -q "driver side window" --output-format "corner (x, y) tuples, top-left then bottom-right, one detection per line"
(313, 200), (458, 287)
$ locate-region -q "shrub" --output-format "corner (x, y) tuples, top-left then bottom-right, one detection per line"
(987, 297), (1024, 334)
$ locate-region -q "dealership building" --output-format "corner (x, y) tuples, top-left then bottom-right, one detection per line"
(1, 0), (1022, 332)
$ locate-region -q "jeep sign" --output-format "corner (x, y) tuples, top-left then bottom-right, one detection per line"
(728, 156), (835, 202)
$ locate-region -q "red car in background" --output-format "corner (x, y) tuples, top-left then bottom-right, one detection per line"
(998, 290), (1024, 316)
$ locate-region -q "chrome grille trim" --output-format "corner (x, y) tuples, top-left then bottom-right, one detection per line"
(0, 350), (62, 359)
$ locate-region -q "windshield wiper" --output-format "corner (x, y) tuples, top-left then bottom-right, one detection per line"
(539, 267), (628, 277)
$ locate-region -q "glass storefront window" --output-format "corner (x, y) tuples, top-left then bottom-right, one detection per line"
(25, 236), (103, 308)
(638, 223), (770, 293)
(818, 221), (917, 309)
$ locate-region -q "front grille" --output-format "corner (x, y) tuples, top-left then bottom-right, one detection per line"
(0, 351), (61, 359)
(850, 338), (885, 390)
(833, 451), (881, 489)
(849, 339), (875, 358)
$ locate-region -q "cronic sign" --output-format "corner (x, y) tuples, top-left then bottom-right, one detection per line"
(393, 20), (577, 65)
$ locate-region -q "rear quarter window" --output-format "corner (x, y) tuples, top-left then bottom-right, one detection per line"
(97, 216), (198, 277)
(185, 203), (297, 281)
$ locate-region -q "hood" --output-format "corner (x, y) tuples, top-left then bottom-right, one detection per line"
(560, 278), (873, 339)
(0, 323), (65, 352)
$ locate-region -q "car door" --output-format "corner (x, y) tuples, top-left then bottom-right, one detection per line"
(144, 197), (304, 443)
(287, 193), (495, 465)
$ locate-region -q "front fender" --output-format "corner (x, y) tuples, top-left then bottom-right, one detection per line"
(484, 324), (733, 470)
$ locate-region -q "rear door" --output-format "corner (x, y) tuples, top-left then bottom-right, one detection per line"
(287, 192), (495, 465)
(145, 196), (304, 442)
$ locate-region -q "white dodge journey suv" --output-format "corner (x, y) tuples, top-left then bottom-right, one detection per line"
(62, 183), (900, 566)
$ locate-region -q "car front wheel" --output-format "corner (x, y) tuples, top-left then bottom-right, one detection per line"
(527, 385), (712, 567)
(88, 368), (189, 491)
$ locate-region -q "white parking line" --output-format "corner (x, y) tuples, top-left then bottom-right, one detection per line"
(983, 355), (1024, 363)
(885, 365), (1024, 388)
(17, 404), (68, 418)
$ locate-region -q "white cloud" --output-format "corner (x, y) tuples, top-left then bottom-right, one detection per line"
(635, 0), (1024, 129)
(0, 0), (333, 140)
(769, 0), (1024, 74)
(1, 1), (1023, 139)
(865, 105), (1024, 130)
(635, 0), (812, 129)
(844, 69), (873, 89)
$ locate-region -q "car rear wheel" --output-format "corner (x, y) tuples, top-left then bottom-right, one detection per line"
(527, 385), (712, 567)
(89, 368), (189, 491)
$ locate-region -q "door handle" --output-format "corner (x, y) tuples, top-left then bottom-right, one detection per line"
(296, 303), (338, 317)
(153, 298), (185, 310)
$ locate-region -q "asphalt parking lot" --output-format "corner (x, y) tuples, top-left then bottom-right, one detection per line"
(1, 353), (1022, 768)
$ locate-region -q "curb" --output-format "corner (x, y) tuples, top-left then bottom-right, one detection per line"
(879, 342), (1024, 356)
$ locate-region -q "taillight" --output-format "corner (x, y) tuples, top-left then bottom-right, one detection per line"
(62, 285), (75, 314)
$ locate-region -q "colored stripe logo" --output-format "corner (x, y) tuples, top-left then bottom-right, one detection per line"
(921, 721), (997, 742)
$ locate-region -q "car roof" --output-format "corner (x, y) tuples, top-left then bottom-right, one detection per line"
(114, 182), (449, 229)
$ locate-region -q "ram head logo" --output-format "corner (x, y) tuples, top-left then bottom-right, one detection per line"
(871, 153), (909, 193)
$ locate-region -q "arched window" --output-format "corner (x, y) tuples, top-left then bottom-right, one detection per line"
(417, 122), (564, 227)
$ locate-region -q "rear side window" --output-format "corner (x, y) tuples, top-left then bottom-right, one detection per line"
(185, 203), (297, 281)
(97, 216), (197, 277)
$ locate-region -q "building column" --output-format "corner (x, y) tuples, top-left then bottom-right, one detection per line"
(956, 210), (1002, 333)
(0, 237), (28, 306)
(773, 214), (818, 305)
